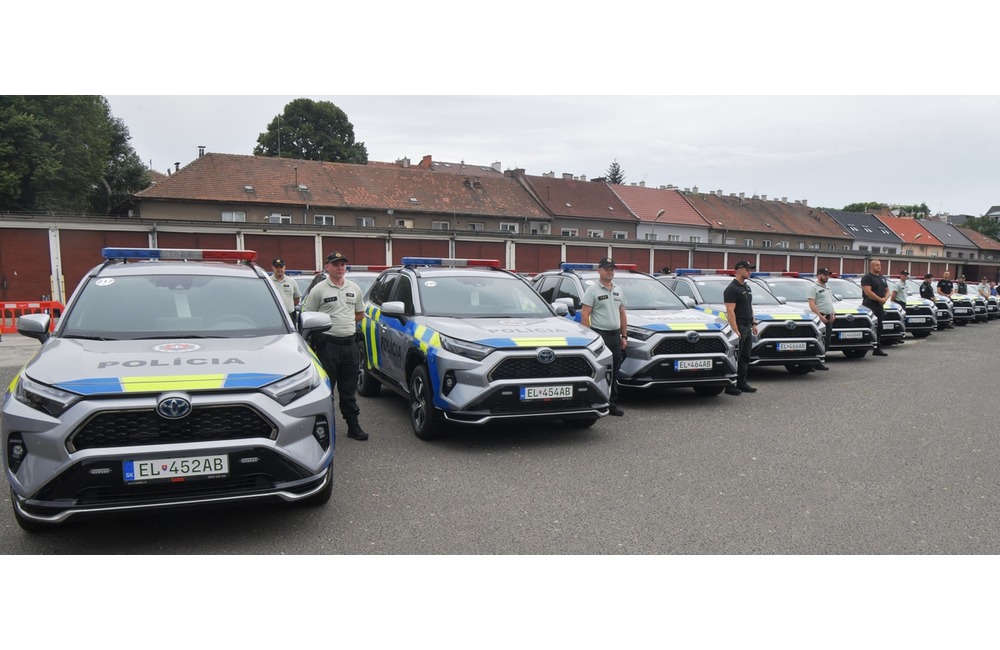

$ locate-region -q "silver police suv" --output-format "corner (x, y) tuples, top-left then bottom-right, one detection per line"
(358, 257), (614, 439)
(532, 263), (738, 395)
(2, 248), (336, 531)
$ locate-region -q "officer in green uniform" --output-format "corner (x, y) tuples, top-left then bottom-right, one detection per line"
(580, 256), (627, 416)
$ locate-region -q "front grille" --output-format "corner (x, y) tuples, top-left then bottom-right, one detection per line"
(882, 311), (902, 322)
(69, 406), (276, 451)
(651, 337), (726, 356)
(489, 356), (593, 381)
(831, 316), (873, 330)
(489, 399), (593, 414)
(907, 306), (934, 317)
(758, 324), (817, 339)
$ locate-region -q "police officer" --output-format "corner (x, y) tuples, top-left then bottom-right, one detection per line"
(938, 271), (954, 298)
(580, 256), (627, 416)
(269, 258), (301, 318)
(861, 259), (890, 357)
(724, 260), (758, 394)
(807, 267), (836, 371)
(301, 251), (369, 440)
(920, 273), (935, 300)
(890, 269), (910, 313)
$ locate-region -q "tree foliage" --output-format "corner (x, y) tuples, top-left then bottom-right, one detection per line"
(842, 201), (930, 218)
(0, 95), (150, 214)
(254, 98), (368, 163)
(605, 159), (625, 185)
(961, 216), (1000, 240)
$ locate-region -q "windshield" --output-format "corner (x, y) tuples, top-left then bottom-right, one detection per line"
(692, 278), (782, 305)
(418, 274), (552, 318)
(607, 276), (687, 310)
(826, 278), (864, 299)
(62, 274), (289, 340)
(757, 279), (816, 302)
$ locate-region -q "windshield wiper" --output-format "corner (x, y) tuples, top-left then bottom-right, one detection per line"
(62, 334), (115, 341)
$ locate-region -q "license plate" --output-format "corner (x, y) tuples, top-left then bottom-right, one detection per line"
(838, 331), (863, 339)
(956, 308), (970, 314)
(521, 385), (572, 400)
(777, 342), (807, 351)
(675, 359), (712, 371)
(124, 455), (229, 483)
(882, 322), (895, 329)
(908, 317), (926, 323)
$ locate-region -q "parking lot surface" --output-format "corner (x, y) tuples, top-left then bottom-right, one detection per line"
(1, 324), (999, 555)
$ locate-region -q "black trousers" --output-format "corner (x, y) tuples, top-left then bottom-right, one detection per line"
(594, 329), (622, 406)
(865, 302), (884, 350)
(822, 313), (834, 358)
(736, 321), (753, 384)
(314, 336), (361, 419)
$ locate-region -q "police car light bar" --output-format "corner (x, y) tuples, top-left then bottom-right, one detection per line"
(102, 247), (257, 261)
(750, 271), (800, 278)
(674, 268), (736, 276)
(347, 265), (389, 271)
(560, 263), (639, 271)
(401, 257), (500, 268)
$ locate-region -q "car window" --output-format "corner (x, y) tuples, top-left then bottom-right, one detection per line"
(389, 275), (414, 314)
(556, 278), (582, 308)
(416, 274), (550, 317)
(62, 274), (288, 339)
(615, 276), (687, 310)
(535, 275), (560, 303)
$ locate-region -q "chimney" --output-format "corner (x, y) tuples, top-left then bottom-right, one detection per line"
(174, 162), (180, 172)
(801, 199), (808, 206)
(692, 185), (698, 193)
(400, 157), (410, 168)
(739, 192), (745, 200)
(580, 175), (586, 182)
(639, 180), (645, 187)
(419, 155), (432, 169)
(492, 161), (502, 172)
(781, 197), (787, 203)
(761, 195), (767, 201)
(562, 173), (574, 180)
(198, 145), (205, 157)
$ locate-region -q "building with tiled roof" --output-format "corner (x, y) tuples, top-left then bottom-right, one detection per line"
(609, 184), (711, 244)
(920, 219), (979, 261)
(873, 213), (944, 257)
(825, 209), (903, 254)
(984, 205), (1000, 220)
(514, 172), (638, 239)
(136, 153), (549, 233)
(956, 227), (1000, 264)
(369, 154), (505, 176)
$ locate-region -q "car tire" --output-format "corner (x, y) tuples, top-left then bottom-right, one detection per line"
(785, 363), (814, 374)
(693, 385), (725, 396)
(842, 349), (869, 359)
(357, 344), (382, 397)
(911, 331), (931, 338)
(10, 489), (51, 533)
(301, 465), (334, 507)
(564, 417), (598, 429)
(409, 365), (443, 440)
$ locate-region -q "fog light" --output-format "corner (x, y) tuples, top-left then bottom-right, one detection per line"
(313, 416), (331, 451)
(442, 371), (456, 396)
(7, 434), (26, 474)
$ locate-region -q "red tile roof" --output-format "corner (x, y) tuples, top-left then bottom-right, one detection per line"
(138, 153), (547, 218)
(956, 226), (1000, 251)
(684, 193), (853, 240)
(517, 174), (637, 223)
(874, 214), (943, 246)
(608, 184), (710, 227)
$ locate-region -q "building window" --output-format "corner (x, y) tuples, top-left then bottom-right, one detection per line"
(612, 231), (628, 240)
(314, 214), (335, 226)
(906, 250), (914, 256)
(395, 218), (414, 229)
(762, 240), (772, 248)
(563, 228), (579, 237)
(848, 224), (859, 232)
(689, 236), (701, 243)
(811, 243), (821, 250)
(269, 212), (291, 224)
(829, 244), (837, 250)
(587, 229), (604, 238)
(879, 227), (891, 234)
(356, 216), (375, 228)
(222, 211), (246, 222)
(432, 221), (450, 230)
(745, 239), (754, 247)
(885, 247), (897, 255)
(500, 222), (519, 233)
(644, 233), (658, 241)
(798, 242), (806, 250)
(778, 241), (789, 249)
(667, 234), (681, 242)
(858, 245), (869, 252)
(467, 222), (485, 231)
(844, 245), (851, 251)
(862, 226), (873, 233)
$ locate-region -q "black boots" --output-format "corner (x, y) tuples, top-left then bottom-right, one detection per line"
(345, 415), (369, 440)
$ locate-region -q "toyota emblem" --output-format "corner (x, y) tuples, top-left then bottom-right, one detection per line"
(784, 320), (797, 330)
(537, 348), (556, 364)
(157, 395), (192, 419)
(685, 331), (701, 343)
(845, 314), (854, 322)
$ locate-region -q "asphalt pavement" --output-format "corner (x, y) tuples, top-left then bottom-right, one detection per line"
(2, 323), (1000, 554)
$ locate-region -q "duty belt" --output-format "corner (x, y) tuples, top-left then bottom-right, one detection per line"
(323, 335), (356, 345)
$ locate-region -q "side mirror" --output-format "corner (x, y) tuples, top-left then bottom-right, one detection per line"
(16, 313), (51, 344)
(776, 296), (787, 305)
(299, 311), (332, 336)
(381, 301), (407, 324)
(552, 302), (569, 317)
(681, 297), (695, 309)
(554, 297), (576, 316)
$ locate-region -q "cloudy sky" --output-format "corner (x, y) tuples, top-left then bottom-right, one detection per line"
(105, 95), (1000, 217)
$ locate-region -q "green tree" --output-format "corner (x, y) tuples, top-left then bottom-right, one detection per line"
(961, 216), (1000, 240)
(92, 116), (152, 214)
(842, 201), (886, 213)
(0, 95), (148, 214)
(254, 98), (368, 163)
(605, 159), (625, 185)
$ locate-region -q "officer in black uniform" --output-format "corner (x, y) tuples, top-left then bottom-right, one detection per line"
(920, 273), (935, 300)
(861, 259), (890, 357)
(938, 271), (954, 298)
(723, 260), (757, 395)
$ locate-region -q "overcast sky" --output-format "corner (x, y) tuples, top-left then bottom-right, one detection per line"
(105, 95), (999, 217)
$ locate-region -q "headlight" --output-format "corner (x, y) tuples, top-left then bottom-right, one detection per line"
(626, 326), (654, 341)
(439, 334), (493, 361)
(14, 375), (80, 417)
(262, 365), (321, 406)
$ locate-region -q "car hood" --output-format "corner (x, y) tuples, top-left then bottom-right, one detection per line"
(626, 308), (728, 332)
(783, 298), (876, 316)
(24, 335), (314, 396)
(423, 316), (598, 348)
(701, 303), (817, 322)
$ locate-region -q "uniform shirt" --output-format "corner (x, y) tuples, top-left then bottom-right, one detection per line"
(723, 278), (754, 322)
(270, 274), (301, 313)
(860, 272), (888, 310)
(937, 278), (954, 295)
(919, 281), (935, 300)
(891, 279), (909, 304)
(807, 281), (836, 314)
(956, 281), (968, 294)
(978, 284), (991, 299)
(301, 277), (363, 337)
(581, 279), (625, 331)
